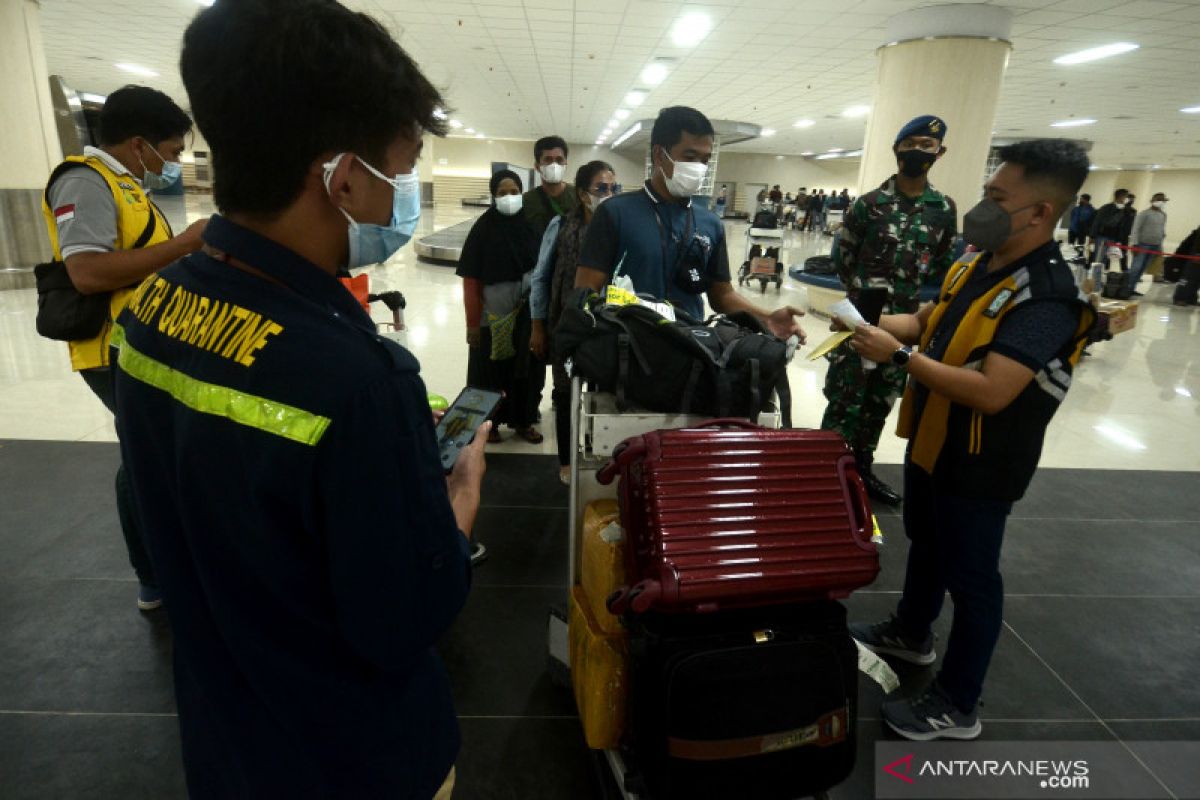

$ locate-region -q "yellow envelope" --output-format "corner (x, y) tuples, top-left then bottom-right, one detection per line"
(806, 330), (853, 361)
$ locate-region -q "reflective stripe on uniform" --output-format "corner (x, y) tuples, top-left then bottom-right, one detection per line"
(111, 324), (331, 446)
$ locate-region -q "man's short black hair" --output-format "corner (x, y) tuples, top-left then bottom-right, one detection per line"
(650, 106), (715, 151)
(181, 0), (447, 217)
(534, 136), (568, 162)
(1115, 188), (1129, 198)
(98, 85), (191, 147)
(1080, 193), (1091, 201)
(995, 139), (1090, 214)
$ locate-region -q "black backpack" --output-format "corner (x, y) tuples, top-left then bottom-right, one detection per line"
(553, 291), (793, 426)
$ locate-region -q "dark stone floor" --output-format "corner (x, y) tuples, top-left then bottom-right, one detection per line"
(2, 440), (1198, 798)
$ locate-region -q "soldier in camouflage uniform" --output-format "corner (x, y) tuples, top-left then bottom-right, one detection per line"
(821, 115), (957, 505)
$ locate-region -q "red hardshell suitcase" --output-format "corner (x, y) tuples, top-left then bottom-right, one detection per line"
(599, 419), (879, 615)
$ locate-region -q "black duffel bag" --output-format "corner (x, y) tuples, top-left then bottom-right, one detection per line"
(554, 290), (793, 426)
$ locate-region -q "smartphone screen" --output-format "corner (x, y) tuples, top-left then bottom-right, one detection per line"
(435, 387), (504, 473)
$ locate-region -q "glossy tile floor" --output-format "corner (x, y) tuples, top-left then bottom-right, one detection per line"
(2, 196), (1199, 798)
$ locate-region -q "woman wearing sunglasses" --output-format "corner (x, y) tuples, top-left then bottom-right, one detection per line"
(529, 159), (618, 485)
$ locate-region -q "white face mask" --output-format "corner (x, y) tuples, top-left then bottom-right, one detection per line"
(1152, 200), (1166, 209)
(659, 150), (707, 198)
(540, 163), (566, 184)
(495, 194), (523, 216)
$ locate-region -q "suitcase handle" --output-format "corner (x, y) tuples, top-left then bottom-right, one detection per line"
(597, 439), (646, 485)
(692, 417), (764, 430)
(838, 457), (875, 550)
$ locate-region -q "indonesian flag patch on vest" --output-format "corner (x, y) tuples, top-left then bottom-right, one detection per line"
(54, 204), (76, 224)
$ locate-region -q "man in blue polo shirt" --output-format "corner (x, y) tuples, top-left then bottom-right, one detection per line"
(577, 106), (807, 342)
(111, 2), (479, 797)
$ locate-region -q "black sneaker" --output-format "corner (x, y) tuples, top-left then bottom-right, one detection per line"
(849, 615), (936, 665)
(1130, 290), (1144, 297)
(883, 682), (981, 741)
(470, 542), (488, 566)
(862, 471), (902, 506)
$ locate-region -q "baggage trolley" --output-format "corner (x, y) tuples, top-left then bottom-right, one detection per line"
(548, 381), (834, 800)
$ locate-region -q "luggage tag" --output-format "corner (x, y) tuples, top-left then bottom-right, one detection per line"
(871, 514), (884, 545)
(856, 640), (900, 694)
(602, 285), (677, 322)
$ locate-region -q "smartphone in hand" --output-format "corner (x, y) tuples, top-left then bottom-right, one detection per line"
(435, 387), (503, 473)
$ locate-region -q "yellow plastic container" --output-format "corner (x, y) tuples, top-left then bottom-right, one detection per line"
(581, 500), (626, 636)
(569, 585), (628, 750)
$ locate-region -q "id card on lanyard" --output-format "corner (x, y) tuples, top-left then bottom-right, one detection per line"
(650, 199), (698, 293)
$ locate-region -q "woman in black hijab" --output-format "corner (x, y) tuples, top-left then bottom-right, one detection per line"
(456, 169), (545, 443)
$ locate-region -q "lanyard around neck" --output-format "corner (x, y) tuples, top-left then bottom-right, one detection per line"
(649, 198), (695, 280)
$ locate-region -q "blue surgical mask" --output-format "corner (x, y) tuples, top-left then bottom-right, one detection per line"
(323, 153), (421, 268)
(138, 142), (181, 191)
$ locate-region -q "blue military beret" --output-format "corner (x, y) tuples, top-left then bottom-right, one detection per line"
(894, 115), (947, 145)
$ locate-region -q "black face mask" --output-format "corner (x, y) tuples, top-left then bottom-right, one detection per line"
(897, 149), (938, 178)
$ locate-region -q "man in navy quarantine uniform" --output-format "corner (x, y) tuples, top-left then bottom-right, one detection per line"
(111, 2), (481, 797)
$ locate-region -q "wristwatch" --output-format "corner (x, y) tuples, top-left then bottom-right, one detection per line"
(891, 345), (913, 367)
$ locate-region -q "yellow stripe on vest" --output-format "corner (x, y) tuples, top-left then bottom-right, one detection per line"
(110, 324), (331, 446)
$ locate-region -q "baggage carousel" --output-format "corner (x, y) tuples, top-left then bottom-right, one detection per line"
(414, 218), (476, 263)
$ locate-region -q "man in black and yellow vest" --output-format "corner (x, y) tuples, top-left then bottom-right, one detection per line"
(41, 85), (205, 611)
(845, 139), (1096, 741)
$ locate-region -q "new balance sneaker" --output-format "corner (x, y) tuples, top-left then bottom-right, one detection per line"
(136, 584), (163, 612)
(849, 614), (936, 665)
(883, 683), (981, 741)
(470, 542), (488, 567)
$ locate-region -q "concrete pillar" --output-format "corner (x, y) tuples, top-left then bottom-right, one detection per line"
(856, 4), (1012, 222)
(0, 0), (61, 270)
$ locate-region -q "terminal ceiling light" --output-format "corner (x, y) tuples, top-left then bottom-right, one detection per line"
(842, 105), (870, 118)
(761, 128), (776, 137)
(607, 118), (619, 129)
(475, 133), (485, 139)
(1050, 118), (1097, 127)
(116, 63), (158, 77)
(670, 11), (713, 47)
(465, 128), (475, 134)
(793, 119), (815, 128)
(615, 109), (631, 120)
(449, 120), (463, 129)
(624, 91), (647, 107)
(641, 63), (669, 86)
(801, 151), (815, 156)
(612, 122), (643, 148)
(827, 147), (845, 152)
(1053, 42), (1138, 65)
(1182, 106), (1200, 114)
(433, 108), (447, 121)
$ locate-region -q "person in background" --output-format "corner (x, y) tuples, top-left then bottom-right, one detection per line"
(576, 106), (806, 341)
(1067, 193), (1094, 248)
(1171, 224), (1200, 306)
(848, 139), (1095, 742)
(1126, 192), (1168, 297)
(1118, 193), (1137, 270)
(114, 1), (481, 795)
(821, 115), (957, 506)
(807, 189), (825, 232)
(529, 160), (617, 484)
(458, 170), (545, 446)
(1089, 188), (1127, 269)
(714, 184), (728, 217)
(797, 186), (811, 230)
(39, 85), (205, 612)
(523, 136), (577, 236)
(769, 184), (784, 225)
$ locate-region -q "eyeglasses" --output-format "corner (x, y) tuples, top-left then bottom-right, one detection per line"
(591, 183), (622, 196)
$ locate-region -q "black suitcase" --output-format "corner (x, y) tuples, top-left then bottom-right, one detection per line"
(1101, 270), (1131, 300)
(623, 601), (857, 800)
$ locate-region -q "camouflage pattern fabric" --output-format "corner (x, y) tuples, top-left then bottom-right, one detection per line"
(821, 352), (908, 451)
(822, 176), (957, 453)
(836, 176), (957, 314)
